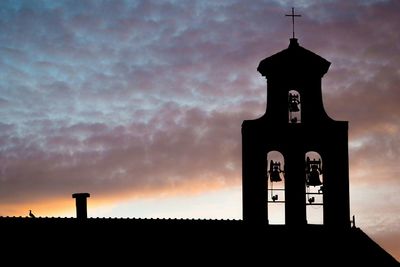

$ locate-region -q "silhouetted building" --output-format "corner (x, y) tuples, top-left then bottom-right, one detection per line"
(242, 38), (349, 228)
(0, 36), (398, 266)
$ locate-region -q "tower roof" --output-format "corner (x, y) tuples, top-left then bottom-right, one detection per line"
(257, 38), (331, 79)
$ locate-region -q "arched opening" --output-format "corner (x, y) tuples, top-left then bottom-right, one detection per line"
(305, 151), (323, 224)
(288, 90), (301, 123)
(267, 151), (285, 224)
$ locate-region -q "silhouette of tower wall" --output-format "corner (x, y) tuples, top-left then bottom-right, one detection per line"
(242, 38), (350, 228)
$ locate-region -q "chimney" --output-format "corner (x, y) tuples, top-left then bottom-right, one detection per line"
(72, 193), (90, 219)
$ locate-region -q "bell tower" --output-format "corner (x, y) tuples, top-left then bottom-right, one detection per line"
(242, 37), (350, 228)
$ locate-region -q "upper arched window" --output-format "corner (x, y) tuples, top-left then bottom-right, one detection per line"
(288, 90), (301, 123)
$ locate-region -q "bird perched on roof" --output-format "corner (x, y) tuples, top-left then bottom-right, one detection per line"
(29, 210), (36, 218)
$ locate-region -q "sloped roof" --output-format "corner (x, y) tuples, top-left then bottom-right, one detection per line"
(257, 38), (331, 79)
(0, 217), (398, 265)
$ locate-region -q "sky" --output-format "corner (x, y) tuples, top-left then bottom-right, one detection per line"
(0, 0), (399, 260)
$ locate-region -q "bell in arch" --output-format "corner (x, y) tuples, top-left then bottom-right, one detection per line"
(269, 160), (283, 182)
(306, 157), (323, 186)
(288, 93), (300, 112)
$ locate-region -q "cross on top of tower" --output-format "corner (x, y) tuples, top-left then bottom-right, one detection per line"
(285, 7), (301, 39)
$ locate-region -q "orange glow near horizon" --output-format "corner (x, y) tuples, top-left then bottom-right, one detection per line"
(0, 175), (241, 218)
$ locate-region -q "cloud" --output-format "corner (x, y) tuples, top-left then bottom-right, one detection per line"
(0, 4), (399, 262)
(0, 101), (249, 205)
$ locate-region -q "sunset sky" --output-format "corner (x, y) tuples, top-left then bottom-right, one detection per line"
(0, 0), (399, 260)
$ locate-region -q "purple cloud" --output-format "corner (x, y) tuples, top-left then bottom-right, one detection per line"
(0, 0), (399, 259)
